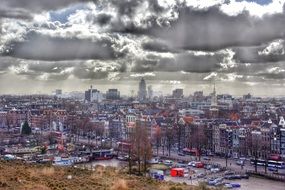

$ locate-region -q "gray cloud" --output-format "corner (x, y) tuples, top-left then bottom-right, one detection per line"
(1, 0), (285, 92)
(107, 4), (285, 52)
(2, 31), (124, 61)
(152, 7), (285, 51)
(131, 51), (224, 73)
(0, 0), (92, 13)
(0, 57), (20, 74)
(0, 9), (33, 20)
(233, 41), (285, 64)
(142, 40), (181, 53)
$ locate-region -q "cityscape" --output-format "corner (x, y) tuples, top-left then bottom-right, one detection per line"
(0, 78), (285, 189)
(1, 0), (285, 190)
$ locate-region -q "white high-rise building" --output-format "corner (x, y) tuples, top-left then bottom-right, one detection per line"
(138, 78), (147, 101)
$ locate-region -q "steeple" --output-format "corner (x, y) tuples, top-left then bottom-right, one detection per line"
(211, 82), (217, 107)
(210, 82), (219, 118)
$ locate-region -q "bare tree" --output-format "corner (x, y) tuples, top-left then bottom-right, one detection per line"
(153, 126), (161, 156)
(165, 125), (174, 157)
(249, 131), (262, 173)
(188, 125), (207, 161)
(6, 112), (13, 132)
(130, 120), (152, 175)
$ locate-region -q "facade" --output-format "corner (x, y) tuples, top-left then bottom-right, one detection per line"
(85, 86), (103, 102)
(55, 89), (62, 96)
(138, 78), (147, 101)
(106, 89), (120, 100)
(172, 89), (183, 99)
(109, 119), (123, 140)
(279, 117), (285, 158)
(148, 85), (153, 100)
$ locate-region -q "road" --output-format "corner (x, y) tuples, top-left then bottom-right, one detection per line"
(154, 150), (285, 175)
(78, 158), (285, 190)
(164, 175), (285, 190)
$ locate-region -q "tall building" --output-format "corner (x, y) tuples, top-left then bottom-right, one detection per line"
(138, 78), (147, 101)
(85, 85), (103, 102)
(106, 89), (120, 100)
(172, 89), (183, 98)
(55, 89), (62, 96)
(148, 85), (153, 100)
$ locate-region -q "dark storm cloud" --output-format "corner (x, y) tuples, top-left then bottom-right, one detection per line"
(0, 0), (97, 21)
(1, 0), (285, 85)
(2, 31), (124, 61)
(152, 6), (285, 51)
(233, 43), (285, 64)
(257, 72), (285, 80)
(111, 0), (144, 17)
(0, 57), (20, 73)
(0, 0), (93, 13)
(108, 4), (285, 52)
(82, 12), (113, 26)
(96, 14), (112, 26)
(0, 57), (126, 80)
(225, 61), (285, 80)
(27, 62), (74, 74)
(131, 52), (224, 73)
(110, 0), (167, 17)
(73, 68), (109, 80)
(0, 9), (33, 20)
(142, 40), (181, 53)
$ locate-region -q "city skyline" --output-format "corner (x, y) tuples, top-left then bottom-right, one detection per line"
(1, 0), (285, 95)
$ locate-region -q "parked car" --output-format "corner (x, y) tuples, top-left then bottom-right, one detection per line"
(224, 183), (241, 189)
(204, 164), (213, 170)
(240, 174), (249, 179)
(203, 156), (211, 161)
(195, 162), (204, 168)
(224, 171), (235, 176)
(268, 167), (278, 172)
(175, 163), (188, 168)
(208, 177), (223, 186)
(207, 152), (215, 157)
(224, 175), (242, 180)
(231, 183), (241, 188)
(197, 173), (206, 178)
(163, 160), (173, 166)
(188, 161), (196, 167)
(211, 167), (220, 173)
(148, 158), (159, 164)
(178, 152), (185, 156)
(224, 183), (234, 189)
(117, 155), (128, 161)
(236, 160), (245, 166)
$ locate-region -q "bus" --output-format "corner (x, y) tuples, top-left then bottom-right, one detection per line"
(182, 148), (200, 157)
(250, 159), (285, 169)
(91, 149), (114, 161)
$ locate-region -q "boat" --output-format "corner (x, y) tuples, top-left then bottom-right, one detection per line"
(52, 157), (74, 166)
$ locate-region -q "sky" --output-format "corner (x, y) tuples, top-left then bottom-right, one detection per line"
(0, 0), (285, 97)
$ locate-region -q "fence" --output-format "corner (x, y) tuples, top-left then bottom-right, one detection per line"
(246, 170), (285, 182)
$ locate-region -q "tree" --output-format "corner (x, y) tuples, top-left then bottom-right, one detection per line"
(153, 126), (161, 156)
(165, 125), (174, 157)
(94, 123), (105, 148)
(176, 117), (186, 152)
(249, 131), (262, 173)
(6, 112), (13, 132)
(130, 120), (152, 175)
(187, 125), (207, 161)
(21, 121), (31, 135)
